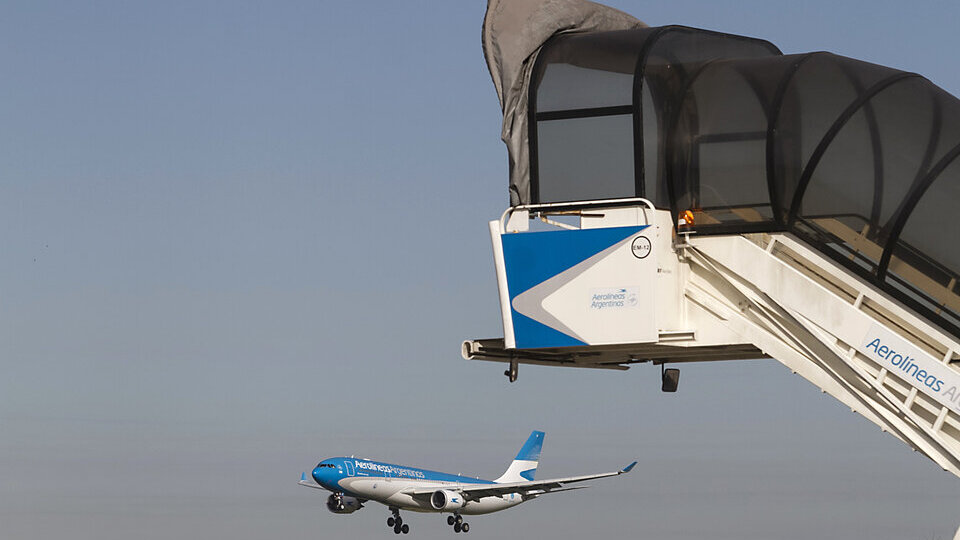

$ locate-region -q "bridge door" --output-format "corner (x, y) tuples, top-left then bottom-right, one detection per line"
(344, 461), (354, 476)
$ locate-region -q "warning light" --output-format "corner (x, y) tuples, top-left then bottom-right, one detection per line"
(678, 209), (695, 228)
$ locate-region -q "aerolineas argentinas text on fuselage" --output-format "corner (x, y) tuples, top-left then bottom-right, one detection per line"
(299, 431), (636, 534)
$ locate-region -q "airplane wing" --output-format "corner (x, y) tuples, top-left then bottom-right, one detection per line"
(404, 461), (636, 502)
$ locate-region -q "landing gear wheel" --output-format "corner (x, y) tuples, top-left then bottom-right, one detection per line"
(388, 517), (395, 527)
(394, 524), (402, 534)
(401, 524), (409, 534)
(461, 523), (469, 533)
(455, 515), (463, 525)
(453, 523), (461, 533)
(447, 516), (456, 526)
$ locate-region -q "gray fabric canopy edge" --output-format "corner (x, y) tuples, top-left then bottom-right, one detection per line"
(482, 0), (646, 206)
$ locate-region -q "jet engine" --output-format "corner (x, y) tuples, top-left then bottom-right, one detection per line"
(326, 493), (362, 514)
(430, 490), (466, 511)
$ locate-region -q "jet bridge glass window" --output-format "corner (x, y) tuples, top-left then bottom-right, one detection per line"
(524, 25), (960, 338)
(531, 30), (650, 205)
(530, 26), (781, 210)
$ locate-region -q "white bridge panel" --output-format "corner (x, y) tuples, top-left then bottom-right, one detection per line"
(493, 223), (659, 348)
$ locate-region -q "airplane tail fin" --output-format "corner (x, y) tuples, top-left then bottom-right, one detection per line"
(495, 430), (544, 483)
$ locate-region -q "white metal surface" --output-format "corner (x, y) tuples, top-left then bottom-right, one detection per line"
(490, 202), (662, 348)
(489, 219), (516, 349)
(688, 233), (960, 476)
(470, 202), (960, 480)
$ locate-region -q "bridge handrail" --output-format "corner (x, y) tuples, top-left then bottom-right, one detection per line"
(499, 197), (657, 233)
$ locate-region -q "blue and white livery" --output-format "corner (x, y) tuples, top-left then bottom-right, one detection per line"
(299, 430), (636, 534)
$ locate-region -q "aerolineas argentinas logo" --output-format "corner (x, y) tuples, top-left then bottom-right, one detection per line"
(864, 337), (945, 392)
(354, 461), (425, 479)
(590, 287), (640, 310)
(859, 324), (960, 413)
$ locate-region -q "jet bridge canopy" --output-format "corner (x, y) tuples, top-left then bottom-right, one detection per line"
(477, 0), (960, 490)
(513, 25), (960, 339)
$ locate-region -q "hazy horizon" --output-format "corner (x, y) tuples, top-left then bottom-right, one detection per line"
(2, 1), (959, 539)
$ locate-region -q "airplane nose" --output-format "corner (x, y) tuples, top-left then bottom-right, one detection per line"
(313, 466), (335, 489)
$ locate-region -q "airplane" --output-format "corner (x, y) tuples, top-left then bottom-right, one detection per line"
(299, 430), (636, 534)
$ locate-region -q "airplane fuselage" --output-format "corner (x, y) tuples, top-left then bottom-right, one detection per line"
(312, 457), (525, 515)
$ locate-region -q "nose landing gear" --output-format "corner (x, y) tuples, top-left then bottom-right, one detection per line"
(387, 508), (409, 534)
(447, 514), (469, 533)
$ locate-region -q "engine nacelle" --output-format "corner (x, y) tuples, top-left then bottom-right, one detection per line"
(430, 490), (466, 511)
(326, 493), (362, 514)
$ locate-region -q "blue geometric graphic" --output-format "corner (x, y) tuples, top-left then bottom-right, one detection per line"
(501, 226), (647, 349)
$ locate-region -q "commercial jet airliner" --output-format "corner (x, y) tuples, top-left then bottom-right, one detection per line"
(299, 430), (635, 534)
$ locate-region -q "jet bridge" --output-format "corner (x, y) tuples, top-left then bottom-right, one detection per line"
(469, 4), (960, 480)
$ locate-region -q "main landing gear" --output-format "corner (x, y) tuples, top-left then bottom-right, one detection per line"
(331, 492), (345, 512)
(447, 514), (470, 533)
(387, 508), (409, 535)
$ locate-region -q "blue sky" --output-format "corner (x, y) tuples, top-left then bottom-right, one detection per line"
(2, 1), (959, 539)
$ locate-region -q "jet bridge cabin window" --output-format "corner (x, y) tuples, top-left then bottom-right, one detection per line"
(665, 57), (776, 227)
(528, 27), (782, 211)
(530, 31), (648, 205)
